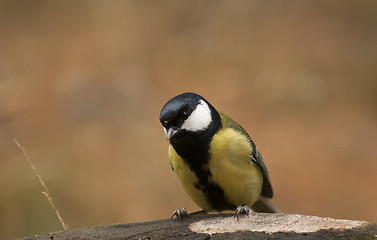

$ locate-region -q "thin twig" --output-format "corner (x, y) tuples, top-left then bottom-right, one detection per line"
(14, 138), (68, 231)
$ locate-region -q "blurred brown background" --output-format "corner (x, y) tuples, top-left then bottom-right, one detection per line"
(1, 0), (377, 239)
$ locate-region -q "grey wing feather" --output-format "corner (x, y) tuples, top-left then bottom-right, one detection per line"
(251, 148), (273, 198)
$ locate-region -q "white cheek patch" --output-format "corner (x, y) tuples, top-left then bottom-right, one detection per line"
(181, 100), (212, 132)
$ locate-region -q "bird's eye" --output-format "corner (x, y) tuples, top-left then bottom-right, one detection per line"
(181, 111), (189, 120)
(162, 120), (169, 127)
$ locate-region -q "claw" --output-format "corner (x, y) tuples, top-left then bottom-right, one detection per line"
(171, 208), (189, 220)
(234, 205), (252, 220)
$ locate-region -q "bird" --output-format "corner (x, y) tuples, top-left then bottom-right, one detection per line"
(159, 92), (278, 219)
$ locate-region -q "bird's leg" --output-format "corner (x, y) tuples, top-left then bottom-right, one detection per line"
(171, 208), (189, 220)
(234, 205), (252, 220)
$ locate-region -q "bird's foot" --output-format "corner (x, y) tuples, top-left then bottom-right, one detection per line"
(234, 205), (252, 220)
(171, 208), (189, 220)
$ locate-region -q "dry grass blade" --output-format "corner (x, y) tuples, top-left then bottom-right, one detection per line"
(13, 139), (68, 231)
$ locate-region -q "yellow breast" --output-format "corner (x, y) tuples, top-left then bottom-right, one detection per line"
(209, 128), (263, 207)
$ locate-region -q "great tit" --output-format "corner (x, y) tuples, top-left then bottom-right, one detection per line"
(160, 92), (278, 218)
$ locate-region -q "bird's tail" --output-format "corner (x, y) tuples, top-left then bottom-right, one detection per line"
(251, 197), (280, 213)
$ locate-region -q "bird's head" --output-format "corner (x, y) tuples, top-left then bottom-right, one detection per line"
(160, 92), (219, 142)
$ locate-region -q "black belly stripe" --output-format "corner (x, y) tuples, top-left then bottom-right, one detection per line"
(172, 143), (236, 210)
(192, 163), (236, 211)
(177, 147), (235, 211)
